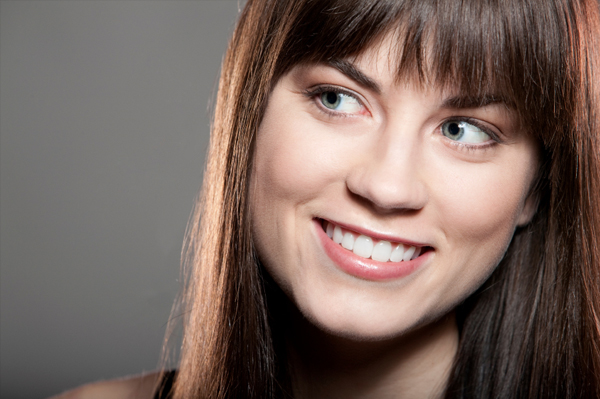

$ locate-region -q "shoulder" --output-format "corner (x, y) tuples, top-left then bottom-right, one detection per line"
(49, 371), (161, 399)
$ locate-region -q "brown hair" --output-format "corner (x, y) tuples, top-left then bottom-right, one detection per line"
(162, 0), (600, 397)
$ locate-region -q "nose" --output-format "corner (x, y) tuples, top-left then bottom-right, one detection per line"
(345, 131), (428, 213)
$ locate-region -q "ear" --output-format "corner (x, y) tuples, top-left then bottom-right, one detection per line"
(516, 189), (539, 227)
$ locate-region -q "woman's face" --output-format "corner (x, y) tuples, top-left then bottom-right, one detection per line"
(250, 41), (539, 339)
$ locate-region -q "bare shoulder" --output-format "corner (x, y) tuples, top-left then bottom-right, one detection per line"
(49, 371), (162, 399)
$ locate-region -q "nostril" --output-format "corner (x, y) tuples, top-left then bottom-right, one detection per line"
(345, 159), (429, 213)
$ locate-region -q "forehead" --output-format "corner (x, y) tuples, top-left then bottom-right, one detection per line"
(349, 32), (401, 81)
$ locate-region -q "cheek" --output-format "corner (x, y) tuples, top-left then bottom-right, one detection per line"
(417, 153), (537, 310)
(443, 175), (519, 238)
(251, 114), (300, 230)
(250, 109), (334, 280)
(253, 144), (318, 205)
(431, 155), (535, 266)
(251, 105), (358, 212)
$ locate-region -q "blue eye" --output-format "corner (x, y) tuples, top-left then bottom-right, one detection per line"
(441, 121), (491, 144)
(319, 91), (362, 113)
(321, 92), (341, 109)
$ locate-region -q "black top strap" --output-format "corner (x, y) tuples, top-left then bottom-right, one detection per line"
(153, 370), (177, 399)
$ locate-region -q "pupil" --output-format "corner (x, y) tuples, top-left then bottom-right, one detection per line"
(448, 123), (461, 136)
(326, 92), (338, 106)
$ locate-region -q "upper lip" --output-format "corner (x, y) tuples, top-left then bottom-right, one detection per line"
(319, 218), (432, 248)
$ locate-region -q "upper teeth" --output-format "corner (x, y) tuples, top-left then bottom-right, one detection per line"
(325, 221), (421, 262)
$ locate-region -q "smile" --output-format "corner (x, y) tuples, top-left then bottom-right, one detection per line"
(315, 219), (433, 281)
(321, 220), (429, 263)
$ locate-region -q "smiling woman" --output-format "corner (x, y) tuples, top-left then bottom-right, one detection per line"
(166, 0), (599, 398)
(59, 0), (600, 398)
(251, 57), (539, 347)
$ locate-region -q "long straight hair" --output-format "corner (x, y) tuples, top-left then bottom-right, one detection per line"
(164, 0), (600, 397)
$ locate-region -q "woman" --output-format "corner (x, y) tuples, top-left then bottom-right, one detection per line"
(59, 0), (600, 398)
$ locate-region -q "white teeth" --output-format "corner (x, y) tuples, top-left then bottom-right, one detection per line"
(326, 222), (334, 238)
(390, 244), (405, 262)
(411, 246), (421, 260)
(333, 225), (343, 244)
(372, 240), (392, 262)
(325, 221), (423, 263)
(342, 232), (355, 250)
(402, 245), (415, 261)
(353, 235), (373, 258)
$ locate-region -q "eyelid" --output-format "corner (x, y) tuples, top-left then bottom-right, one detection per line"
(303, 84), (370, 116)
(442, 116), (503, 143)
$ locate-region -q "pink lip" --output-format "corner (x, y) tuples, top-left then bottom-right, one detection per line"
(314, 219), (433, 281)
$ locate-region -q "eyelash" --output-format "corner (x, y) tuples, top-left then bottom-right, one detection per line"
(302, 85), (367, 117)
(439, 117), (501, 152)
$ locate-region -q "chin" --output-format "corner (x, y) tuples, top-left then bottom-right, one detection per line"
(296, 300), (423, 342)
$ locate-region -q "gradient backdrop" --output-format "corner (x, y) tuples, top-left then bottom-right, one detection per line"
(0, 1), (241, 397)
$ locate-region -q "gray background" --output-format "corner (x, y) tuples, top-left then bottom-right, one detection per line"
(0, 1), (241, 397)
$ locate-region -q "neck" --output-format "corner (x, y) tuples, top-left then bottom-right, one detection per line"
(286, 312), (458, 399)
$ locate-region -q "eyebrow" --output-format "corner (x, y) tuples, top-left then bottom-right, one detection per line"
(325, 59), (512, 110)
(327, 59), (382, 94)
(441, 94), (511, 109)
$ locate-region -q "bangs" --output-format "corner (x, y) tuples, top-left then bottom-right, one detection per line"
(274, 0), (568, 135)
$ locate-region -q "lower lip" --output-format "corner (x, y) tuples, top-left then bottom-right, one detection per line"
(315, 219), (432, 281)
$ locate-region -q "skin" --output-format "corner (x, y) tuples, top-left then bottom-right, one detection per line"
(250, 39), (539, 398)
(48, 372), (160, 399)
